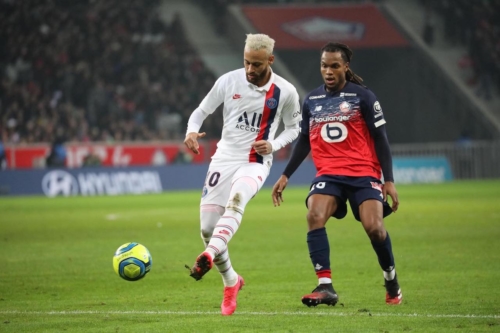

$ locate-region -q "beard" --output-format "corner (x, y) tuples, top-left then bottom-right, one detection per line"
(246, 67), (269, 86)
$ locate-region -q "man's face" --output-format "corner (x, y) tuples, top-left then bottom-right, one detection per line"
(244, 47), (274, 87)
(320, 51), (348, 92)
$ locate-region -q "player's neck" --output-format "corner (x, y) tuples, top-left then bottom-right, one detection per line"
(325, 80), (347, 93)
(256, 71), (272, 88)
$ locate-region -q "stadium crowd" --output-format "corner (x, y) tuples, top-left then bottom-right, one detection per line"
(0, 0), (221, 145)
(3, 0), (497, 146)
(421, 0), (500, 98)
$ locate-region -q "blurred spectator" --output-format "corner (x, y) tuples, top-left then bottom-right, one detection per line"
(45, 134), (67, 168)
(82, 152), (102, 167)
(0, 0), (221, 144)
(0, 138), (6, 170)
(422, 0), (500, 95)
(172, 144), (194, 164)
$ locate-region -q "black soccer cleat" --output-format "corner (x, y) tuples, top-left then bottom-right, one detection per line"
(185, 252), (213, 281)
(385, 274), (403, 305)
(302, 283), (339, 307)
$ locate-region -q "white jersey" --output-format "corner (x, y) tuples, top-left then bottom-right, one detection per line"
(196, 68), (301, 165)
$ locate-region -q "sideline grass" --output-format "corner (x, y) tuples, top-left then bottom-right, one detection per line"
(0, 180), (499, 332)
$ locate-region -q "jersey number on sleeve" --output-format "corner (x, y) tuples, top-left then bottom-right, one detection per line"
(320, 122), (348, 143)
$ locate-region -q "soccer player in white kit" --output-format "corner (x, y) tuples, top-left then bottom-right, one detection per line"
(184, 33), (301, 315)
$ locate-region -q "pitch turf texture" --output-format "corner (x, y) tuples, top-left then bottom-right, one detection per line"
(1, 180), (499, 332)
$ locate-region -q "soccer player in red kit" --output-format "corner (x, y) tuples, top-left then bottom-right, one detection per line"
(271, 42), (402, 306)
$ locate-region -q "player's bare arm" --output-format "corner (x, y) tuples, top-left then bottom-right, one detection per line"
(271, 175), (289, 207)
(383, 181), (399, 212)
(251, 140), (272, 155)
(184, 132), (206, 155)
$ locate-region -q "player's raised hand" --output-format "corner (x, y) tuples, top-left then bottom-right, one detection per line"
(383, 181), (399, 212)
(251, 140), (272, 155)
(184, 132), (206, 155)
(271, 175), (289, 207)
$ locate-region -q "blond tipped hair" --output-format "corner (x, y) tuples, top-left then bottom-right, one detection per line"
(245, 33), (275, 55)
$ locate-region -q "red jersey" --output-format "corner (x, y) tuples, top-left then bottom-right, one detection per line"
(301, 82), (387, 179)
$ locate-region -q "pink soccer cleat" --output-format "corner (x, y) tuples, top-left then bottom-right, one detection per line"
(221, 275), (245, 316)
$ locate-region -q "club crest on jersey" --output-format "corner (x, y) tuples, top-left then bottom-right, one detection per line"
(266, 98), (278, 109)
(374, 101), (382, 113)
(339, 101), (351, 113)
(202, 186), (208, 198)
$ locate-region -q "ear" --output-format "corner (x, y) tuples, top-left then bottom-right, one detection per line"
(268, 54), (275, 65)
(345, 62), (350, 73)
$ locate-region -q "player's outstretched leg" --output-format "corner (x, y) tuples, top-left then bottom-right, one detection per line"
(301, 283), (338, 307)
(221, 275), (245, 315)
(385, 274), (402, 305)
(187, 251), (213, 281)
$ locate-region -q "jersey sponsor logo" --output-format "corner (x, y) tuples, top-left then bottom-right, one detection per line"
(292, 109), (301, 118)
(236, 111), (262, 132)
(321, 122), (348, 143)
(339, 101), (351, 113)
(266, 98), (278, 109)
(201, 186), (208, 198)
(374, 101), (382, 112)
(314, 115), (350, 122)
(309, 95), (326, 100)
(232, 94), (241, 99)
(340, 92), (357, 97)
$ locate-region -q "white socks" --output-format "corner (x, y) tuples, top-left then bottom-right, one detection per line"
(200, 204), (238, 287)
(384, 268), (396, 281)
(200, 177), (258, 287)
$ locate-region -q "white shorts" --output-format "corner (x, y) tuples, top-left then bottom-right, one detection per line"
(200, 162), (270, 207)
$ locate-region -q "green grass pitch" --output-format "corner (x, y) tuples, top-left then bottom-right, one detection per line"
(0, 180), (499, 332)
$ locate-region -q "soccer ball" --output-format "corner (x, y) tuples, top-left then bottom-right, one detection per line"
(113, 242), (152, 281)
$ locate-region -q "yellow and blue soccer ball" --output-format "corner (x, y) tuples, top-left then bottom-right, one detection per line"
(113, 242), (152, 281)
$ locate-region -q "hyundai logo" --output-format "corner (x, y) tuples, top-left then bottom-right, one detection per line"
(42, 170), (79, 197)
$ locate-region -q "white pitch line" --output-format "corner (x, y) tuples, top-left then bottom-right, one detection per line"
(0, 310), (498, 319)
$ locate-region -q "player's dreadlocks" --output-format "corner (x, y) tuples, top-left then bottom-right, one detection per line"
(321, 42), (364, 86)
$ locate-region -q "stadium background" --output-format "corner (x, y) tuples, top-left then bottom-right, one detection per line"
(0, 0), (499, 195)
(1, 2), (499, 332)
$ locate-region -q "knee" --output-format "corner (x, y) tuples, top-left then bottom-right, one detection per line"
(200, 227), (213, 239)
(365, 224), (386, 242)
(306, 210), (328, 229)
